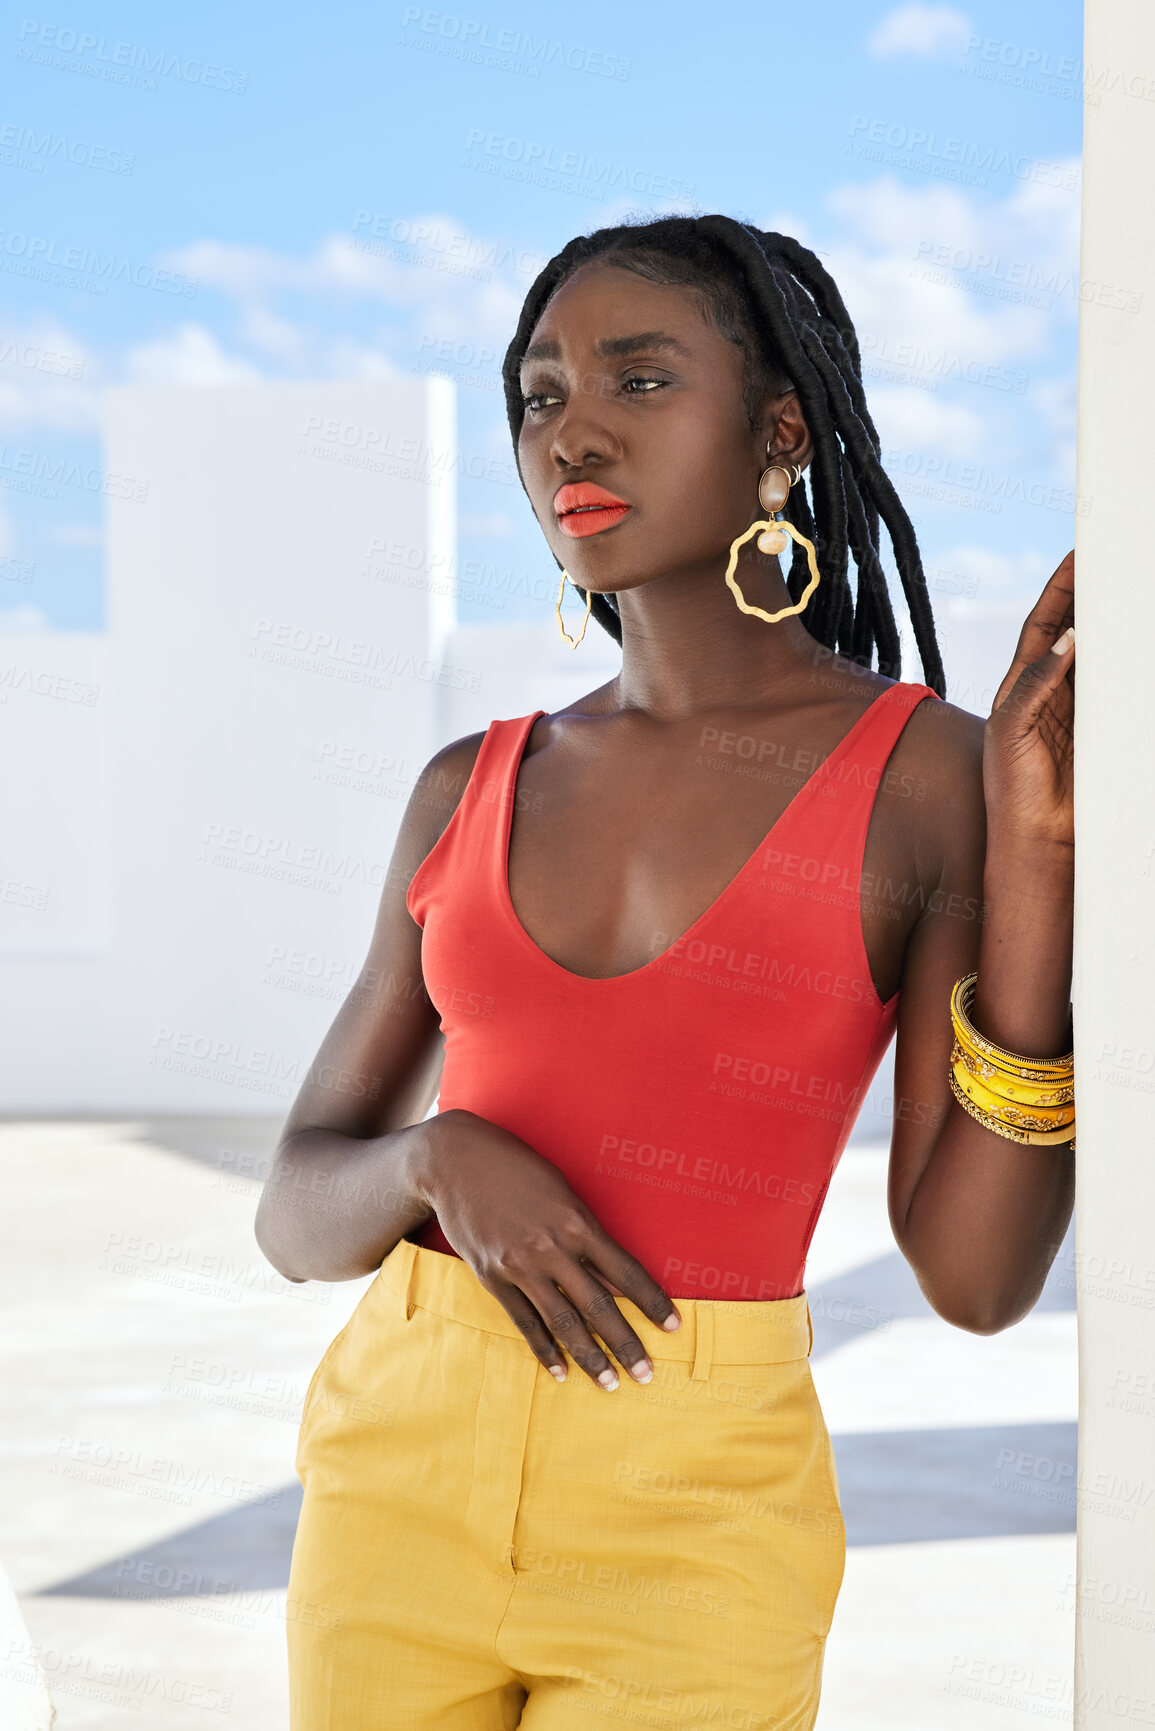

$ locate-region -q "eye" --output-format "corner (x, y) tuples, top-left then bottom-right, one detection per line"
(522, 389), (562, 414)
(622, 374), (668, 395)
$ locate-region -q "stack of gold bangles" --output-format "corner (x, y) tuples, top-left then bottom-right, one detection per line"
(949, 971), (1075, 1151)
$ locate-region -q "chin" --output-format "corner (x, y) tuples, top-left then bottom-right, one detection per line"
(561, 569), (652, 599)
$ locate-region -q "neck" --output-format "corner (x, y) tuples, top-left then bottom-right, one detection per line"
(603, 553), (833, 721)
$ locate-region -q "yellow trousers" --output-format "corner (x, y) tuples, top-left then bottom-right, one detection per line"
(288, 1238), (845, 1729)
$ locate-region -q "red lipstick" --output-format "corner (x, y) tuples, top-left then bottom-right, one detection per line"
(554, 481), (631, 539)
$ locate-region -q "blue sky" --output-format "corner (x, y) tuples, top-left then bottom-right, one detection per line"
(0, 0), (1082, 634)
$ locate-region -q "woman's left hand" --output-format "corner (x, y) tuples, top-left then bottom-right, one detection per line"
(983, 550), (1075, 852)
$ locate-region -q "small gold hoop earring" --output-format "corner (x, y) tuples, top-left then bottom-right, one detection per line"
(725, 460), (821, 624)
(556, 570), (592, 648)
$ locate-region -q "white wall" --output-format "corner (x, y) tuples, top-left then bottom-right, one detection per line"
(1075, 5), (1155, 1716)
(0, 632), (108, 956)
(439, 616), (621, 740)
(0, 378), (456, 1110)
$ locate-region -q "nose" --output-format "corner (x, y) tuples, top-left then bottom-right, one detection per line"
(548, 381), (622, 471)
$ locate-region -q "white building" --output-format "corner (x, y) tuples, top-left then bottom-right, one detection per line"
(2, 379), (458, 1111)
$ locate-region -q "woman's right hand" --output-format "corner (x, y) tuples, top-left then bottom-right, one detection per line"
(410, 1109), (682, 1390)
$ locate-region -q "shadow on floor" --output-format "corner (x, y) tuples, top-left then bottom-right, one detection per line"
(808, 1225), (1075, 1359)
(39, 1414), (1077, 1600)
(126, 1116), (283, 1180)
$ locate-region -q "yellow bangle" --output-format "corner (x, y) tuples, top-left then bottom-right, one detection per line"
(948, 971), (1076, 1150)
(951, 972), (1073, 1074)
(948, 1069), (1076, 1146)
(951, 1040), (1074, 1108)
(951, 1058), (1075, 1132)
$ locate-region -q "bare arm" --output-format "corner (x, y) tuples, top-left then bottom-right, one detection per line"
(888, 559), (1076, 1333)
(253, 733), (485, 1283)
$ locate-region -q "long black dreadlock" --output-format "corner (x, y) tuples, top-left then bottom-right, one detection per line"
(501, 214), (946, 699)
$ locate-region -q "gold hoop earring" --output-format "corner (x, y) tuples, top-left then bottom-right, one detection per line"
(556, 570), (592, 648)
(725, 460), (822, 624)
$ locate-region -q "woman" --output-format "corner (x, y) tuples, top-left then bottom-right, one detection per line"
(255, 215), (1076, 1728)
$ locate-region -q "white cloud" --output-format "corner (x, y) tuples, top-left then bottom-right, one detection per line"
(868, 386), (986, 457)
(156, 220), (531, 385)
(1028, 375), (1077, 484)
(821, 170), (1080, 371)
(162, 219), (527, 325)
(322, 338), (400, 380)
(868, 3), (972, 60)
(0, 319), (99, 432)
(926, 543), (1052, 603)
(236, 304), (313, 366)
(122, 323), (262, 386)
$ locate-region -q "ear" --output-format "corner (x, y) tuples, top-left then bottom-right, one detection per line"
(757, 390), (814, 474)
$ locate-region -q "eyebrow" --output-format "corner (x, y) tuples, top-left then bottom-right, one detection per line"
(522, 330), (693, 364)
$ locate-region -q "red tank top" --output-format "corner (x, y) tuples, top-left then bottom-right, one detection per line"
(406, 679), (941, 1300)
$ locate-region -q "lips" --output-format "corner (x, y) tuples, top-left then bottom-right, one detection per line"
(554, 481), (632, 539)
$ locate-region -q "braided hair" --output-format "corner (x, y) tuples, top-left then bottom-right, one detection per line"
(501, 214), (945, 698)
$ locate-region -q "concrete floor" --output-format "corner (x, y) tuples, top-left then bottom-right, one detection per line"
(2, 1119), (1076, 1728)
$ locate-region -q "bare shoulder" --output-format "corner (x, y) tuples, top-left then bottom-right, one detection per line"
(403, 728), (490, 858)
(888, 692), (987, 896)
(897, 690), (985, 793)
(821, 659), (985, 786)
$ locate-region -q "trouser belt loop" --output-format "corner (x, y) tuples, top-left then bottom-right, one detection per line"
(690, 1303), (714, 1382)
(393, 1237), (419, 1321)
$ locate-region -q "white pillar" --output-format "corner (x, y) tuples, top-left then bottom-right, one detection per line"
(1075, 4), (1155, 1716)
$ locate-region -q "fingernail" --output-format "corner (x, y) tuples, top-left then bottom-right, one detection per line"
(662, 1312), (681, 1331)
(1050, 626), (1075, 655)
(633, 1359), (653, 1384)
(597, 1369), (619, 1390)
(548, 1365), (566, 1382)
